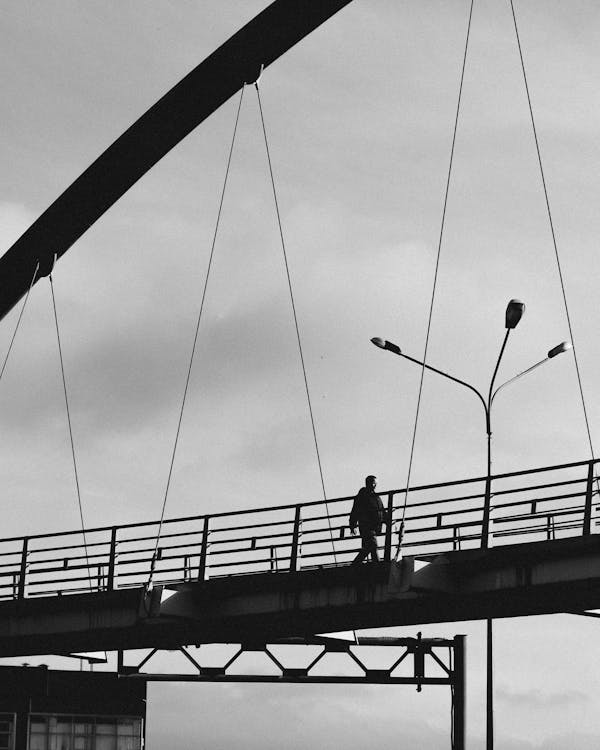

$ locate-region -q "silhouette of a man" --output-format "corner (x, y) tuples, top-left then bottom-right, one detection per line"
(349, 475), (387, 565)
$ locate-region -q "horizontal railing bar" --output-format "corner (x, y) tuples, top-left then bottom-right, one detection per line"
(116, 529), (205, 546)
(488, 477), (586, 498)
(27, 562), (111, 576)
(395, 479), (586, 517)
(0, 559), (22, 569)
(494, 521), (582, 538)
(402, 492), (588, 526)
(492, 491), (584, 512)
(0, 550), (26, 560)
(493, 507), (585, 525)
(25, 551), (113, 568)
(24, 539), (112, 556)
(22, 579), (99, 590)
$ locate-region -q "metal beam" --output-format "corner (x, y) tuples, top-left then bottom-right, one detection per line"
(0, 0), (354, 321)
(3, 535), (600, 658)
(119, 636), (465, 749)
(118, 635), (458, 688)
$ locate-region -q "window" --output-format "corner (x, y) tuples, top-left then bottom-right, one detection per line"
(0, 714), (15, 750)
(28, 715), (142, 750)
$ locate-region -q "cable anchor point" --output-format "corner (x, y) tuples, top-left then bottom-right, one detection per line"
(252, 63), (264, 90)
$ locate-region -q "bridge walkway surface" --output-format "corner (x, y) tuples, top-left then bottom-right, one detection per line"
(1, 458), (600, 657)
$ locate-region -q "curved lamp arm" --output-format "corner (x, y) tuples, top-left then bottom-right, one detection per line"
(371, 338), (488, 415)
(490, 342), (571, 408)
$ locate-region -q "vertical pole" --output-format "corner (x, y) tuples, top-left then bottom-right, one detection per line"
(481, 426), (492, 550)
(384, 493), (394, 562)
(583, 460), (594, 536)
(414, 634), (424, 692)
(17, 537), (29, 600)
(107, 526), (117, 591)
(198, 516), (210, 581)
(290, 505), (302, 572)
(486, 618), (493, 750)
(483, 326), (510, 550)
(453, 635), (466, 750)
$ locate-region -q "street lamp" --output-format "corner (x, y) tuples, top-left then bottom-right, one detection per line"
(372, 299), (571, 750)
(371, 300), (570, 549)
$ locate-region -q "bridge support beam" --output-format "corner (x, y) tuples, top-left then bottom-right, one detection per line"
(1, 535), (600, 660)
(118, 634), (466, 750)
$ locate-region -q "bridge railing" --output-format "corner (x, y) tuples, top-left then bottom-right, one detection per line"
(0, 458), (598, 600)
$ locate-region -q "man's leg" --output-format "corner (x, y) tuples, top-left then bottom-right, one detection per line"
(351, 533), (372, 566)
(365, 531), (379, 562)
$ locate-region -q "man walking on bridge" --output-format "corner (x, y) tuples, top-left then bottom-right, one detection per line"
(349, 475), (387, 565)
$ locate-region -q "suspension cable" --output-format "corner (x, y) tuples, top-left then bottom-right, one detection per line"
(509, 0), (597, 468)
(254, 80), (339, 564)
(0, 262), (39, 384)
(49, 272), (92, 591)
(146, 86), (245, 589)
(398, 0), (475, 544)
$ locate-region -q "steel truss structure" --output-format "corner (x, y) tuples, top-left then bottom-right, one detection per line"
(118, 634), (466, 749)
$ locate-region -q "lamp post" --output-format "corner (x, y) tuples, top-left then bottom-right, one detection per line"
(371, 299), (571, 750)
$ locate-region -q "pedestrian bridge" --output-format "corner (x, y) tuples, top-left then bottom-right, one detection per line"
(1, 458), (600, 657)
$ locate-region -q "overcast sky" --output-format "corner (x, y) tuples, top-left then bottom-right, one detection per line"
(2, 0), (600, 747)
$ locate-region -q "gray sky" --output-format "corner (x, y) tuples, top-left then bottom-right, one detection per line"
(2, 0), (600, 747)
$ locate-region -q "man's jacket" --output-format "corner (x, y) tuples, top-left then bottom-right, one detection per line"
(349, 488), (387, 534)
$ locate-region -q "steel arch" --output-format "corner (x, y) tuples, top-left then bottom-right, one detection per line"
(0, 0), (353, 321)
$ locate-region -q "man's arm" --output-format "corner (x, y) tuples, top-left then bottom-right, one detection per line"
(349, 493), (360, 532)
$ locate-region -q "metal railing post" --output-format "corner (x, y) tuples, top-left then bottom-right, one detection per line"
(290, 505), (302, 572)
(198, 517), (210, 581)
(17, 537), (29, 600)
(583, 461), (594, 536)
(481, 475), (491, 549)
(384, 493), (394, 562)
(107, 526), (118, 591)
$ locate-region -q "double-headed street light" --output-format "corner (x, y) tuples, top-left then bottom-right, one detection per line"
(371, 299), (570, 549)
(372, 299), (571, 750)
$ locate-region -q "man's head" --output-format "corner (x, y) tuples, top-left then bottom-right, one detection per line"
(365, 475), (377, 490)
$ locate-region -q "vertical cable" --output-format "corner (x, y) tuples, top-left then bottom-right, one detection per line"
(400, 0), (475, 533)
(509, 0), (597, 466)
(254, 82), (339, 564)
(49, 273), (92, 591)
(147, 86), (245, 589)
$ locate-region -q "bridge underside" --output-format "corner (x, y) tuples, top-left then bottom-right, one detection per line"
(1, 535), (600, 657)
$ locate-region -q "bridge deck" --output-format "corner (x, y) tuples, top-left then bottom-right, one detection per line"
(2, 531), (600, 657)
(2, 457), (600, 657)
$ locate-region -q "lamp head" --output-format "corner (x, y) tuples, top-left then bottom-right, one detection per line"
(548, 341), (572, 359)
(370, 338), (402, 356)
(505, 299), (525, 329)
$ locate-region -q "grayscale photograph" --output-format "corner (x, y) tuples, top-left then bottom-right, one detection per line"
(0, 2), (599, 748)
